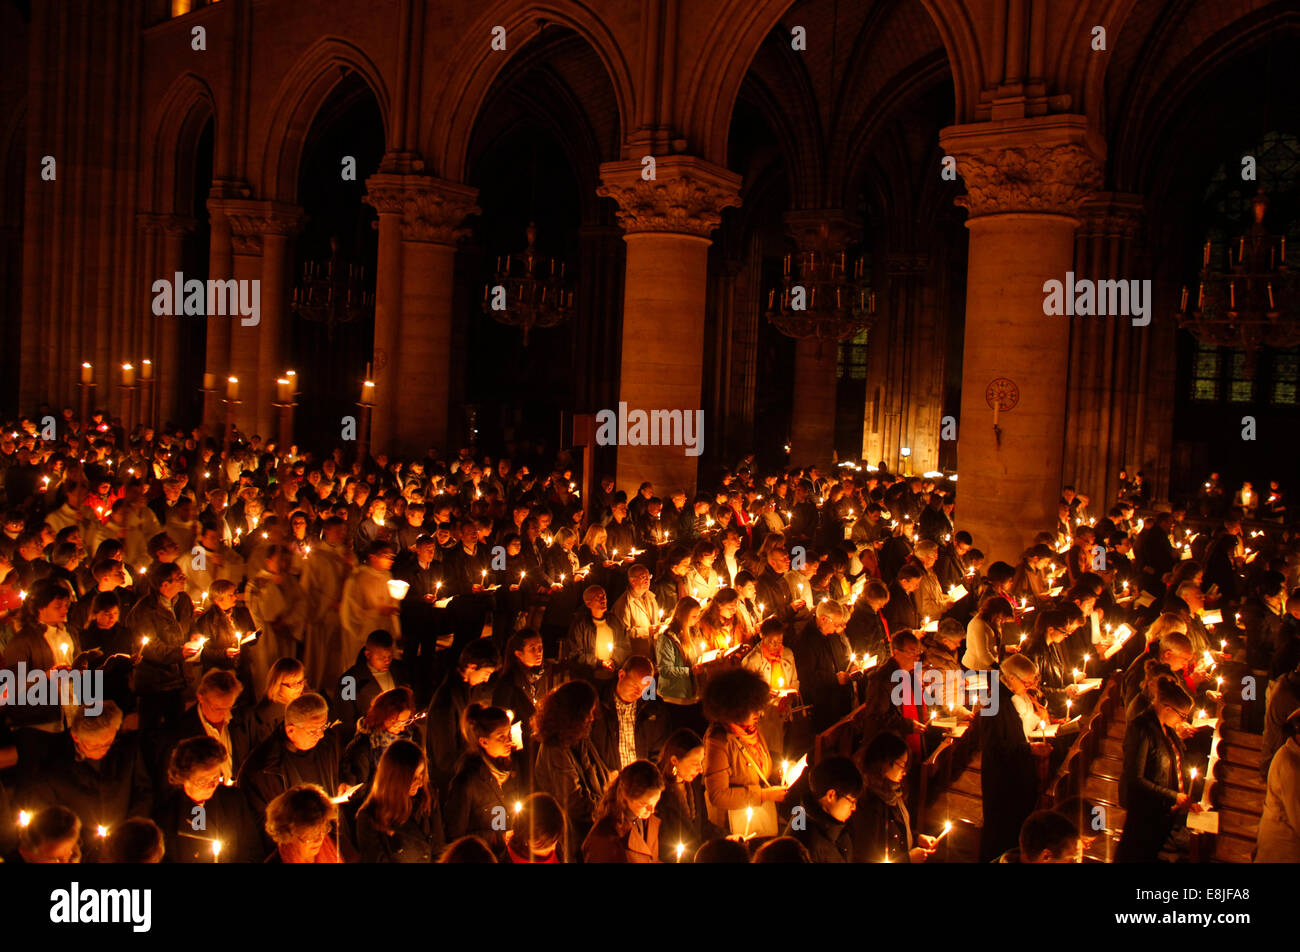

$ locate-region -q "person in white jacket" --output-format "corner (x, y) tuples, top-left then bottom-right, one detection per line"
(246, 545), (308, 692)
(1256, 712), (1300, 863)
(300, 518), (355, 689)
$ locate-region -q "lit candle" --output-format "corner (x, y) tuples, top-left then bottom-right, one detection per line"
(80, 362), (93, 384)
(276, 377), (292, 403)
(226, 376), (239, 401)
(121, 363), (135, 386)
(18, 810), (31, 828)
(513, 801), (523, 815)
(140, 359), (153, 381)
(96, 825), (108, 838)
(676, 842), (685, 862)
(212, 839), (223, 863)
(387, 579), (410, 600)
(362, 380), (375, 405)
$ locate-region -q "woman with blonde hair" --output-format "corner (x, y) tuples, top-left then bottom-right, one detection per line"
(685, 541), (722, 603)
(240, 656), (307, 752)
(582, 760), (665, 863)
(656, 596), (704, 731)
(355, 739), (444, 863)
(264, 784), (342, 863)
(698, 588), (744, 653)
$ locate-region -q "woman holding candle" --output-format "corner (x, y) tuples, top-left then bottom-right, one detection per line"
(444, 703), (526, 855)
(264, 784), (343, 863)
(342, 687), (423, 788)
(701, 668), (787, 838)
(654, 728), (717, 862)
(963, 594), (1014, 670)
(582, 760), (664, 862)
(532, 679), (609, 857)
(685, 541), (722, 604)
(1021, 609), (1081, 718)
(656, 596), (705, 731)
(848, 731), (938, 863)
(1116, 679), (1198, 863)
(698, 587), (744, 653)
(2, 579), (79, 730)
(155, 736), (260, 862)
(355, 739), (445, 863)
(491, 630), (561, 751)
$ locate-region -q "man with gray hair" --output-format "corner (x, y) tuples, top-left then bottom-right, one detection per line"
(237, 692), (347, 819)
(910, 540), (951, 623)
(20, 701), (153, 863)
(610, 564), (660, 661)
(793, 599), (855, 733)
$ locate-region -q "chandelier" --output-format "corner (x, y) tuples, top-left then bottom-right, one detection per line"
(1177, 192), (1298, 370)
(291, 236), (374, 341)
(482, 222), (574, 345)
(766, 249), (876, 346)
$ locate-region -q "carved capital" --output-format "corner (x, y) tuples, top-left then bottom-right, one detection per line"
(940, 117), (1104, 219)
(783, 209), (860, 253)
(363, 173), (480, 245)
(1079, 192), (1144, 240)
(597, 156), (741, 238)
(208, 199), (304, 255)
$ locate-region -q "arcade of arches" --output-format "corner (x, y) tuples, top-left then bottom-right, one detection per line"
(2, 0), (1298, 566)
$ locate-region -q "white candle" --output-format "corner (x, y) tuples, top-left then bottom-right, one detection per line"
(226, 376), (239, 401)
(121, 363), (135, 386)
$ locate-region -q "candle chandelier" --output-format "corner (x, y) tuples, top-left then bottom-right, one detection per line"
(291, 236), (375, 341)
(766, 249), (877, 347)
(1177, 192), (1299, 371)
(482, 222), (574, 346)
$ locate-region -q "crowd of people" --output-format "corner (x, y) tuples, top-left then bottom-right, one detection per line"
(1, 410), (1298, 864)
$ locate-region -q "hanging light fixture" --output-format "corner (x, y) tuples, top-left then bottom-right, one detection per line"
(481, 222), (574, 346)
(291, 236), (374, 341)
(766, 244), (876, 346)
(1177, 191), (1298, 371)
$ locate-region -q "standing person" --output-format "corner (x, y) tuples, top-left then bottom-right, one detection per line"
(129, 562), (198, 730)
(299, 517), (355, 689)
(245, 545), (308, 694)
(444, 703), (525, 856)
(700, 669), (787, 839)
(582, 760), (664, 863)
(979, 654), (1051, 863)
(240, 657), (307, 753)
(425, 640), (498, 791)
(1255, 710), (1300, 862)
(339, 541), (401, 685)
(354, 739), (445, 863)
(848, 730), (938, 863)
(532, 679), (610, 857)
(154, 736), (261, 863)
(654, 729), (716, 862)
(655, 596), (704, 732)
(1116, 679), (1198, 863)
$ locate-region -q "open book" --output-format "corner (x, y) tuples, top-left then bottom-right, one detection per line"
(1200, 609), (1223, 626)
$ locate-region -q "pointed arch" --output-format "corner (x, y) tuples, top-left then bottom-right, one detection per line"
(146, 72), (215, 213)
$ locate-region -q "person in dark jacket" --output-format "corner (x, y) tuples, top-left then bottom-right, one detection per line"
(237, 692), (345, 820)
(532, 679), (610, 857)
(341, 686), (424, 789)
(17, 701), (153, 863)
(425, 640), (498, 791)
(355, 739), (445, 863)
(654, 728), (718, 862)
(883, 564), (923, 633)
(444, 703), (527, 856)
(793, 600), (855, 734)
(153, 735), (261, 862)
(1116, 678), (1199, 863)
(845, 578), (891, 661)
(582, 759), (664, 863)
(151, 668), (251, 784)
(238, 657), (307, 754)
(859, 630), (928, 755)
(782, 755), (861, 863)
(490, 629), (563, 753)
(848, 730), (938, 862)
(979, 654), (1050, 863)
(1, 580), (79, 729)
(332, 630), (413, 743)
(128, 561), (198, 729)
(590, 655), (670, 772)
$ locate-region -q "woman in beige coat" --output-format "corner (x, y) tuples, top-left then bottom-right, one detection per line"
(701, 668), (788, 836)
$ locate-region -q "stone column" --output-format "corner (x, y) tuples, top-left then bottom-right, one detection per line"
(256, 207), (305, 439)
(364, 173), (479, 458)
(597, 156), (741, 497)
(137, 213), (195, 428)
(939, 116), (1103, 564)
(782, 211), (859, 470)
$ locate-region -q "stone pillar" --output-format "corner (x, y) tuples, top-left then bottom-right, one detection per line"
(136, 213), (195, 427)
(205, 193), (239, 433)
(939, 116), (1103, 564)
(364, 173), (479, 458)
(1065, 194), (1144, 509)
(212, 200), (304, 440)
(597, 156), (741, 498)
(782, 210), (859, 469)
